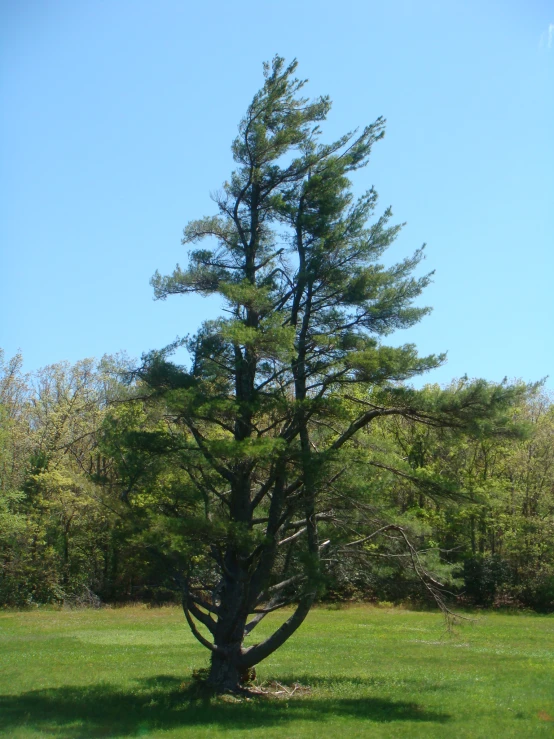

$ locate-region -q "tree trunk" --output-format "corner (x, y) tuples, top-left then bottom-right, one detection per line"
(207, 648), (248, 693)
(205, 564), (250, 692)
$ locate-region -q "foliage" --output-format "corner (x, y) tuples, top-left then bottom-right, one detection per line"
(2, 352), (550, 614)
(0, 351), (132, 606)
(373, 386), (554, 610)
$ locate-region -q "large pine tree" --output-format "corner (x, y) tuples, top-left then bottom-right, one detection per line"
(138, 57), (525, 692)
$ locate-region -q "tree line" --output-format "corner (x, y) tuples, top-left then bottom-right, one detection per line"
(1, 348), (551, 612)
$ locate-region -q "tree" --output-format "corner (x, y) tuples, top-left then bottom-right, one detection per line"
(381, 385), (554, 609)
(129, 57), (527, 692)
(0, 352), (130, 606)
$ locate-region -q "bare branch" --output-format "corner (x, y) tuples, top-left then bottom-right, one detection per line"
(278, 527), (306, 546)
(182, 600), (220, 653)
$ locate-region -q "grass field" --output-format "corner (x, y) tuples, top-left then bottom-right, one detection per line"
(0, 604), (553, 738)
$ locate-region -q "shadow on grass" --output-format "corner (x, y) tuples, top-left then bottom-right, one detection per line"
(0, 675), (450, 738)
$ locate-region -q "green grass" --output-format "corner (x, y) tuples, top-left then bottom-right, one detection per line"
(1, 604), (553, 738)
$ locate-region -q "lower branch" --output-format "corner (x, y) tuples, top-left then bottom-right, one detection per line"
(240, 592), (316, 668)
(244, 595), (295, 636)
(182, 596), (220, 653)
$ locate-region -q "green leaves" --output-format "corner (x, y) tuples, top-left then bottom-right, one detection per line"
(232, 56), (331, 170)
(346, 344), (444, 384)
(219, 316), (296, 360)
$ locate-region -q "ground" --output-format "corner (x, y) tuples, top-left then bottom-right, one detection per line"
(1, 604), (553, 738)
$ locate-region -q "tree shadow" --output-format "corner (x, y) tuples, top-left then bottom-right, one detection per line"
(0, 675), (450, 738)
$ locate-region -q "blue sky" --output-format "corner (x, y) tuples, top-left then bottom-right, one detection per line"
(1, 0), (553, 389)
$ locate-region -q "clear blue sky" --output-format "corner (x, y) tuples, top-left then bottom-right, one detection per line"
(1, 0), (553, 388)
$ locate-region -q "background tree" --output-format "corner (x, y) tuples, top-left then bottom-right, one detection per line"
(1, 348), (547, 614)
(122, 56), (532, 693)
(0, 352), (132, 606)
(378, 385), (554, 609)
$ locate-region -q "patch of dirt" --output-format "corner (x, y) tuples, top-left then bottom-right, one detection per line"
(248, 680), (311, 699)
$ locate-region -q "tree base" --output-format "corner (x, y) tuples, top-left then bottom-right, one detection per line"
(205, 654), (256, 694)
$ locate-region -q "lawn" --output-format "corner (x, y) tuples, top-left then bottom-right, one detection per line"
(0, 604), (553, 738)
